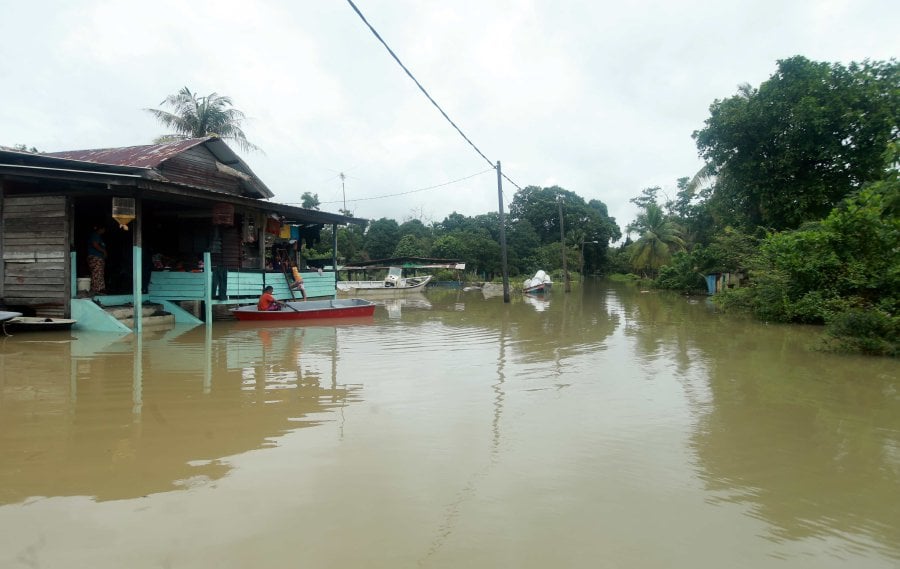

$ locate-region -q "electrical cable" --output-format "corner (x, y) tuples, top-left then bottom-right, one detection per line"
(285, 168), (495, 206)
(345, 0), (522, 192)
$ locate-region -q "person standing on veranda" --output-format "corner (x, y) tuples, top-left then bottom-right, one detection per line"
(87, 226), (107, 294)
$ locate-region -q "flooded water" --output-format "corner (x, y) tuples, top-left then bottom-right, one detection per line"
(1, 280), (898, 568)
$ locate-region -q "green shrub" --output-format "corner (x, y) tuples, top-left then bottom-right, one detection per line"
(823, 309), (898, 356)
(654, 251), (707, 293)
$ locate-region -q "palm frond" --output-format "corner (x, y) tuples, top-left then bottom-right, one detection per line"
(145, 87), (262, 153)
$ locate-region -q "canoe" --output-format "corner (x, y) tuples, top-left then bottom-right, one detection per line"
(231, 298), (376, 321)
(5, 317), (77, 332)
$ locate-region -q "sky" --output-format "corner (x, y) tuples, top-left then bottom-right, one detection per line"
(2, 0), (898, 234)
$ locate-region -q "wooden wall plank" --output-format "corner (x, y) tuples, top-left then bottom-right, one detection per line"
(1, 195), (69, 317)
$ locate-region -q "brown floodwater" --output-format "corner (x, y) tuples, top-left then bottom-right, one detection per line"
(0, 280), (898, 568)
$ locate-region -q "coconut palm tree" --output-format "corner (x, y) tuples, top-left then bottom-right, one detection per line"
(145, 87), (261, 153)
(628, 202), (685, 278)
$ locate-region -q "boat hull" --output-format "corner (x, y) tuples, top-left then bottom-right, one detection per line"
(231, 299), (375, 321)
(5, 317), (76, 331)
(0, 311), (23, 323)
(337, 275), (431, 295)
(523, 282), (552, 294)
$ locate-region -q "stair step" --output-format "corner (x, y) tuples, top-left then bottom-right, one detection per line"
(119, 314), (176, 330)
(105, 304), (164, 320)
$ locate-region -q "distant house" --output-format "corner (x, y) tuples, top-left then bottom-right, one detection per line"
(704, 272), (745, 295)
(0, 137), (366, 321)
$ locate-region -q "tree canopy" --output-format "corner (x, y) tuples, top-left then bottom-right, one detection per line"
(145, 87), (261, 153)
(693, 56), (899, 230)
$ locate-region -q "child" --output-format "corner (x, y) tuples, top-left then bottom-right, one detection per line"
(290, 263), (307, 300)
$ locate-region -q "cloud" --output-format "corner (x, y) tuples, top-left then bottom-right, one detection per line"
(2, 0), (898, 230)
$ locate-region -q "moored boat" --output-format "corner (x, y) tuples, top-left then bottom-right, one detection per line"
(0, 310), (22, 323)
(0, 310), (23, 334)
(337, 267), (431, 295)
(5, 317), (77, 332)
(231, 298), (375, 321)
(523, 270), (553, 294)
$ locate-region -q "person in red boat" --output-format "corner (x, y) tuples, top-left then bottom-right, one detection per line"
(257, 285), (281, 311)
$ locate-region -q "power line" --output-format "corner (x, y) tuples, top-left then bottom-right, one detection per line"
(286, 168), (495, 206)
(345, 0), (522, 192)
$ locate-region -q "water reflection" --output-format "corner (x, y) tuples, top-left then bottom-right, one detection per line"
(522, 293), (550, 312)
(1, 282), (897, 567)
(602, 281), (900, 560)
(688, 323), (900, 559)
(0, 323), (361, 504)
(376, 294), (433, 319)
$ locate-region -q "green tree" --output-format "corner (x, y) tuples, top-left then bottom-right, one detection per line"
(717, 178), (898, 354)
(316, 225), (368, 263)
(364, 218), (400, 260)
(393, 234), (429, 258)
(510, 186), (619, 245)
(301, 192), (320, 210)
(432, 234), (466, 259)
(628, 202), (685, 278)
(145, 87), (261, 153)
(11, 144), (40, 153)
(399, 219), (431, 240)
(694, 56), (899, 230)
(506, 220), (541, 276)
(437, 212), (475, 234)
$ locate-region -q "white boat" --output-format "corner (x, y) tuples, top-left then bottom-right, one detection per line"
(337, 266), (432, 295)
(523, 270), (553, 294)
(5, 316), (77, 332)
(0, 310), (23, 335)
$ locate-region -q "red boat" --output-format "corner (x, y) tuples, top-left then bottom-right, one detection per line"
(231, 298), (376, 321)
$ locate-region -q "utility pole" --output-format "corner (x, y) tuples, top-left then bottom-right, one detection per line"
(558, 195), (570, 293)
(497, 161), (510, 302)
(340, 172), (347, 212)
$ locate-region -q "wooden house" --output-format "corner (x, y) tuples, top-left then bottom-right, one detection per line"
(0, 137), (366, 329)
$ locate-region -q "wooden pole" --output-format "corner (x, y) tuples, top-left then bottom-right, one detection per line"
(558, 196), (570, 293)
(133, 196), (143, 332)
(204, 251), (213, 324)
(497, 161), (510, 303)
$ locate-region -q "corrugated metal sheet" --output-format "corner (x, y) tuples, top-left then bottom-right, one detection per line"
(46, 137), (274, 199)
(47, 139), (207, 168)
(3, 143), (368, 226)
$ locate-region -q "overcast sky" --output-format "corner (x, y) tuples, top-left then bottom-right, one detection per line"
(2, 0), (898, 232)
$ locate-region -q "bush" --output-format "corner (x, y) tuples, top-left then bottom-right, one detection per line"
(654, 251), (707, 293)
(823, 309), (898, 356)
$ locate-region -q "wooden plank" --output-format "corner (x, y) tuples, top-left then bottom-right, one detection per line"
(0, 180), (4, 299)
(3, 215), (67, 226)
(5, 277), (65, 288)
(4, 242), (68, 251)
(5, 264), (66, 274)
(4, 209), (67, 218)
(5, 270), (65, 282)
(2, 252), (35, 261)
(4, 248), (66, 262)
(3, 196), (66, 207)
(148, 271), (208, 301)
(5, 283), (66, 298)
(5, 227), (67, 235)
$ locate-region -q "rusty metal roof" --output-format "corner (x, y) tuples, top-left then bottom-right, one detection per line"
(46, 138), (207, 168)
(0, 146), (368, 226)
(46, 137), (273, 198)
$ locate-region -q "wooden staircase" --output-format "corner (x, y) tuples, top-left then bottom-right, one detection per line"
(104, 302), (176, 330)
